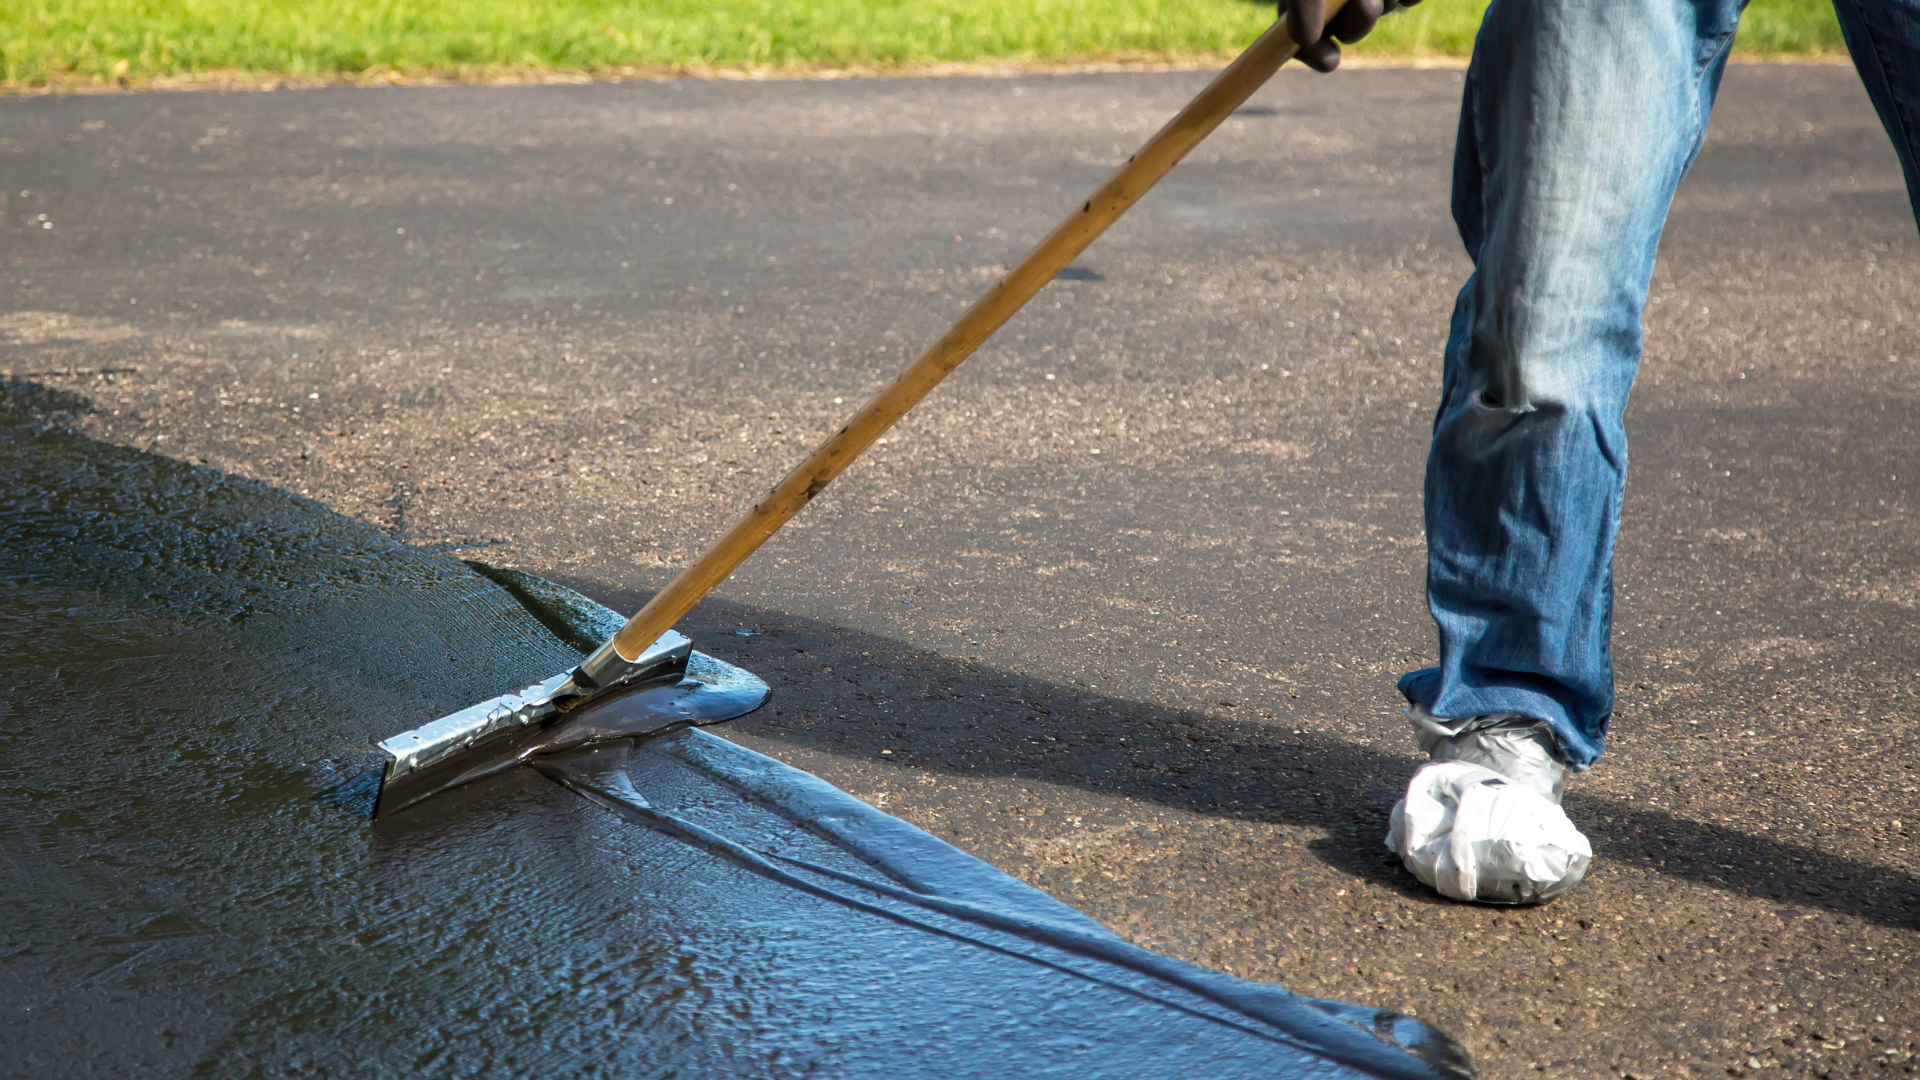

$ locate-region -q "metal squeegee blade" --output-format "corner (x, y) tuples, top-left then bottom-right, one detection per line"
(370, 631), (693, 818)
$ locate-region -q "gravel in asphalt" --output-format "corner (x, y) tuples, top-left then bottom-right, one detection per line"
(3, 63), (1916, 1078)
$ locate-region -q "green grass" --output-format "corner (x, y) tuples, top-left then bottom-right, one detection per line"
(0, 0), (1847, 87)
(1726, 0), (1847, 54)
(1360, 0), (1848, 57)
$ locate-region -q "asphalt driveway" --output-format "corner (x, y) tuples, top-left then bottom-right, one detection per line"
(2, 61), (1915, 1078)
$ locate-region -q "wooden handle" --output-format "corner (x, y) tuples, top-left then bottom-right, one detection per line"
(609, 18), (1309, 661)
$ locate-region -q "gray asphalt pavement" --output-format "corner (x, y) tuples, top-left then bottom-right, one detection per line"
(3, 62), (1916, 1078)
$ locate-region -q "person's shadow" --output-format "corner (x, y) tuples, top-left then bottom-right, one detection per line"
(566, 577), (1919, 932)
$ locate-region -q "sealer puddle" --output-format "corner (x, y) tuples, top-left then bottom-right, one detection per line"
(0, 381), (1470, 1078)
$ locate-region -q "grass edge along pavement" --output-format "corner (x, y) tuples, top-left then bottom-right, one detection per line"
(2, 0), (1847, 91)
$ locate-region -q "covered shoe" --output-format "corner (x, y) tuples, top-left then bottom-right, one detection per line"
(1385, 709), (1593, 905)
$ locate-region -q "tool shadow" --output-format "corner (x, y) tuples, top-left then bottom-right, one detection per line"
(563, 577), (1917, 932)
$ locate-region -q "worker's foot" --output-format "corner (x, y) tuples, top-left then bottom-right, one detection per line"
(1385, 708), (1593, 905)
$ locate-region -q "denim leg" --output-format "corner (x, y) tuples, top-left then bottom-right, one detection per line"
(1399, 0), (1746, 770)
(1833, 0), (1920, 227)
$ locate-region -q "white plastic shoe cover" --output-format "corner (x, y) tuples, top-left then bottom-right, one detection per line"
(1387, 761), (1592, 904)
(1386, 711), (1592, 905)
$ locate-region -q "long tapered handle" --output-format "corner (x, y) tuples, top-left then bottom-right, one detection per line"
(607, 18), (1313, 662)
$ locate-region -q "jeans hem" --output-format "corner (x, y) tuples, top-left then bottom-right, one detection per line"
(1397, 668), (1604, 771)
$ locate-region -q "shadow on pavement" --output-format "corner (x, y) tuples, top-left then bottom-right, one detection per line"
(569, 579), (1920, 932)
(19, 369), (1899, 931)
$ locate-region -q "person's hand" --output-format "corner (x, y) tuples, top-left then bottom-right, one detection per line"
(1284, 0), (1423, 72)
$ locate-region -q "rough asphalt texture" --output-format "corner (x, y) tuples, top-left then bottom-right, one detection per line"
(3, 63), (1915, 1078)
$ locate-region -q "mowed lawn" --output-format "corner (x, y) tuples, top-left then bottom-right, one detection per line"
(1, 0), (1847, 86)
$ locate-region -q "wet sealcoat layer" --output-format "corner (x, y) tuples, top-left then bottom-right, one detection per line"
(0, 381), (1468, 1079)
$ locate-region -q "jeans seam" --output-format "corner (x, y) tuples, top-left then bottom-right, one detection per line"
(1467, 62), (1490, 267)
(1690, 28), (1738, 143)
(1863, 2), (1920, 171)
(1840, 0), (1917, 150)
(1693, 26), (1738, 80)
(1833, 0), (1920, 229)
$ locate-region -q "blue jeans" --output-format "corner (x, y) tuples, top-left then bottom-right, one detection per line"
(1398, 0), (1920, 769)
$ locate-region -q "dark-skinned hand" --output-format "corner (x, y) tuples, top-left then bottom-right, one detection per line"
(1284, 0), (1423, 72)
